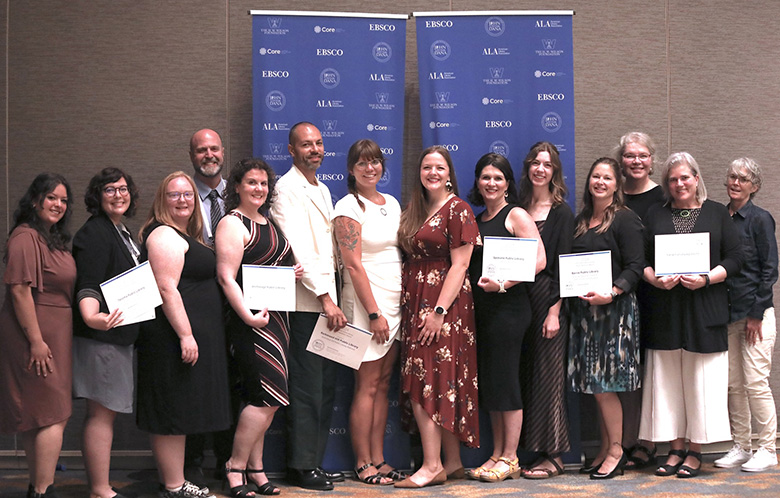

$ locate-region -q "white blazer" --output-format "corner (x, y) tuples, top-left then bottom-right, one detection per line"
(269, 165), (339, 312)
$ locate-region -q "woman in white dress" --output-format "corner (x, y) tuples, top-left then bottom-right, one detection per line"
(333, 139), (403, 485)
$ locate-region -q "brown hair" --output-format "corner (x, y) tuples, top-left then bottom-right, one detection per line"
(346, 139), (385, 211)
(574, 158), (626, 238)
(518, 141), (567, 209)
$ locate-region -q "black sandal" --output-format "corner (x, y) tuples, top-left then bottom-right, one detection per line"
(375, 461), (408, 481)
(655, 449), (687, 477)
(246, 468), (280, 495)
(626, 444), (657, 469)
(354, 463), (394, 485)
(224, 467), (255, 498)
(676, 451), (702, 478)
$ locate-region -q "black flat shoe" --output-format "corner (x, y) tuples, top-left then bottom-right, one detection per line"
(590, 452), (627, 480)
(316, 467), (345, 482)
(656, 449), (687, 476)
(287, 468), (333, 491)
(676, 450), (702, 478)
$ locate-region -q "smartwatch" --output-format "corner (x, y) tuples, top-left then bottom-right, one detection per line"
(368, 309), (382, 320)
(434, 305), (447, 316)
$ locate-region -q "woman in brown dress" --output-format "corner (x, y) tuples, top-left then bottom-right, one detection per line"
(395, 146), (480, 488)
(0, 173), (76, 498)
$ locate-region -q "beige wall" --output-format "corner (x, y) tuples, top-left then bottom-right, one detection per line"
(2, 0), (780, 458)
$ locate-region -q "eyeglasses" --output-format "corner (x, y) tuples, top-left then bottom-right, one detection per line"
(104, 186), (129, 196)
(727, 173), (753, 184)
(622, 153), (652, 161)
(166, 191), (195, 201)
(355, 159), (382, 169)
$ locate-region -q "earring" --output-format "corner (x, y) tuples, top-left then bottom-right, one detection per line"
(504, 190), (509, 198)
(445, 179), (453, 192)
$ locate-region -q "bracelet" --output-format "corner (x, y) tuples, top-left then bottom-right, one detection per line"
(703, 274), (710, 287)
(498, 280), (507, 293)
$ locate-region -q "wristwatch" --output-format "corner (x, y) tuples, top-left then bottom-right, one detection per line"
(368, 309), (382, 320)
(434, 305), (447, 316)
(498, 280), (507, 293)
(610, 290), (619, 301)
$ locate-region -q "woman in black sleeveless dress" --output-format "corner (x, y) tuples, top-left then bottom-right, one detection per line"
(466, 153), (546, 482)
(137, 172), (231, 498)
(215, 159), (302, 497)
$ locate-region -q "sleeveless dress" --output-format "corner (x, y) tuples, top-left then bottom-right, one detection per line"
(400, 196), (481, 447)
(226, 211), (294, 407)
(136, 223), (231, 434)
(0, 226), (75, 433)
(333, 192), (402, 362)
(469, 204), (531, 411)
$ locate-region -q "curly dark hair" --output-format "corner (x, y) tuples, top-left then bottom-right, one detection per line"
(224, 158), (278, 214)
(467, 152), (520, 206)
(8, 173), (73, 254)
(84, 167), (140, 217)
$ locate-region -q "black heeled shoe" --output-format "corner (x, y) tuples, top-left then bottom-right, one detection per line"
(655, 449), (687, 476)
(223, 466), (255, 498)
(246, 468), (280, 495)
(579, 458), (605, 475)
(590, 451), (627, 479)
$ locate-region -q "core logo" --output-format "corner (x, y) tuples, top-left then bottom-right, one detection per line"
(481, 97), (507, 105)
(258, 48), (283, 55)
(428, 121), (454, 129)
(373, 42), (392, 63)
(485, 120), (512, 128)
(430, 40), (451, 61)
(265, 91), (286, 112)
(317, 48), (344, 56)
(370, 23), (396, 31)
(366, 124), (390, 132)
(485, 17), (505, 37)
(313, 25), (337, 33)
(320, 68), (341, 89)
(537, 93), (565, 101)
(425, 20), (453, 28)
(534, 70), (561, 78)
(261, 70), (289, 78)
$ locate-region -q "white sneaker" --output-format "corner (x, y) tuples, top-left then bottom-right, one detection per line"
(714, 444), (752, 468)
(741, 447), (778, 472)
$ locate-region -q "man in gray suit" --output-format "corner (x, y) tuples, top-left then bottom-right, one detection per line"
(269, 122), (347, 491)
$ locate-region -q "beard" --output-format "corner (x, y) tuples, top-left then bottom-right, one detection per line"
(197, 160), (223, 178)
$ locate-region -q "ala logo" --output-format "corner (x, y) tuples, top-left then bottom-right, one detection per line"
(369, 73), (395, 82)
(320, 68), (340, 89)
(485, 17), (505, 37)
(490, 141), (510, 157)
(429, 72), (455, 80)
(483, 47), (510, 56)
(262, 122), (290, 131)
(430, 40), (451, 61)
(535, 19), (563, 28)
(265, 91), (286, 112)
(373, 42), (392, 63)
(316, 99), (344, 108)
(541, 112), (562, 133)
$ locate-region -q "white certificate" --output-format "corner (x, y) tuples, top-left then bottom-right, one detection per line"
(558, 250), (613, 298)
(99, 261), (162, 326)
(654, 233), (710, 276)
(305, 314), (373, 370)
(482, 236), (538, 282)
(242, 265), (296, 311)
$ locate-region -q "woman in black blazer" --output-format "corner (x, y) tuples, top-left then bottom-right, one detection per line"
(638, 153), (743, 478)
(72, 167), (141, 498)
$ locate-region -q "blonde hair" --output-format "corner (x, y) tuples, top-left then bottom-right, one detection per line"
(139, 171), (205, 245)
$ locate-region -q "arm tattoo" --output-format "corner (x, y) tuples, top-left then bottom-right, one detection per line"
(335, 217), (360, 252)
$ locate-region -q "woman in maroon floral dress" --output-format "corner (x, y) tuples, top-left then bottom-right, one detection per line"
(395, 146), (480, 488)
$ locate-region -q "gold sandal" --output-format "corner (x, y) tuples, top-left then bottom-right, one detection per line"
(480, 457), (523, 482)
(465, 456), (499, 480)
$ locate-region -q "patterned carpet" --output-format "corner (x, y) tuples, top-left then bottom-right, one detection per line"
(2, 456), (780, 498)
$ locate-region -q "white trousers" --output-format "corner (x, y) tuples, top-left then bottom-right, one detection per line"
(639, 348), (731, 444)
